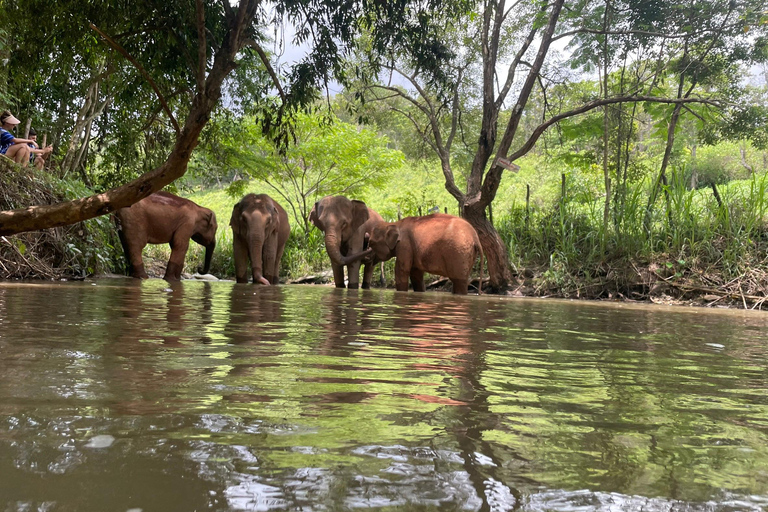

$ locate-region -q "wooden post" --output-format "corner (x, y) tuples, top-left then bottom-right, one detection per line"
(418, 206), (422, 216)
(444, 207), (448, 214)
(525, 184), (530, 228)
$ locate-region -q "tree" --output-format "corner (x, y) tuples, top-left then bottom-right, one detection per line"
(356, 0), (766, 291)
(0, 0), (468, 236)
(197, 112), (403, 234)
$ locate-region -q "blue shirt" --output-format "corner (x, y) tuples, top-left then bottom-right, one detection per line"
(0, 128), (14, 154)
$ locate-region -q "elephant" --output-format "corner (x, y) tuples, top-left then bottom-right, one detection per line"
(348, 213), (484, 295)
(230, 193), (290, 285)
(114, 191), (217, 281)
(309, 195), (384, 289)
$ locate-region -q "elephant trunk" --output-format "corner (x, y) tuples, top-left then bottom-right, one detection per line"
(201, 241), (215, 275)
(342, 247), (373, 265)
(323, 228), (347, 267)
(248, 233), (270, 285)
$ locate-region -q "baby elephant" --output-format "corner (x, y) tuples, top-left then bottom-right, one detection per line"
(230, 193), (290, 285)
(351, 213), (484, 295)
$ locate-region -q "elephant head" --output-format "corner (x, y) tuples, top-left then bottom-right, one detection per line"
(192, 209), (217, 274)
(347, 223), (398, 263)
(309, 196), (370, 266)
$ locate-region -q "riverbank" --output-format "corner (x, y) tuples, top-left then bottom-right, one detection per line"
(121, 250), (767, 310)
(3, 159), (767, 309)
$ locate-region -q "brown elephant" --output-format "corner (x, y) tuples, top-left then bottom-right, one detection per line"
(349, 213), (483, 295)
(114, 191), (217, 281)
(230, 193), (290, 285)
(309, 195), (384, 289)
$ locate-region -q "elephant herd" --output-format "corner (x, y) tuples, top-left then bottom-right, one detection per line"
(114, 192), (484, 295)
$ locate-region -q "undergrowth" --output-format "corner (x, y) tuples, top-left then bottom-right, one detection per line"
(498, 172), (768, 303)
(0, 159), (121, 279)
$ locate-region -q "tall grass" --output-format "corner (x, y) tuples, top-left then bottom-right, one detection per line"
(497, 171), (768, 294)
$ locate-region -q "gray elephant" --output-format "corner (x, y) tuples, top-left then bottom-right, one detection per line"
(309, 195), (384, 289)
(230, 193), (290, 285)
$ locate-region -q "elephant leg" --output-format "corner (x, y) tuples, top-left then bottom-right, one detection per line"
(233, 234), (249, 283)
(451, 278), (469, 295)
(271, 242), (286, 285)
(410, 268), (426, 292)
(394, 260), (410, 292)
(347, 260), (362, 290)
(262, 235), (279, 285)
(119, 229), (148, 279)
(361, 261), (374, 289)
(331, 263), (346, 288)
(164, 236), (190, 281)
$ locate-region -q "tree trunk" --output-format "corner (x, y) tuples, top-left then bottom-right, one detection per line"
(644, 103), (681, 232)
(71, 119), (93, 185)
(601, 0), (611, 228)
(61, 77), (99, 175)
(689, 144), (697, 189)
(462, 201), (512, 292)
(739, 144), (753, 174)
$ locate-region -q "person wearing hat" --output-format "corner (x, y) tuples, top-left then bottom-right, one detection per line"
(1, 110), (38, 166)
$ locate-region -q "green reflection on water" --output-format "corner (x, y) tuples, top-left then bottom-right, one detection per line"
(1, 281), (768, 511)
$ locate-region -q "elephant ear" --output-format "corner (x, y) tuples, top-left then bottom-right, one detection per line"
(385, 224), (400, 251)
(349, 200), (370, 232)
(205, 210), (217, 229)
(309, 202), (322, 230)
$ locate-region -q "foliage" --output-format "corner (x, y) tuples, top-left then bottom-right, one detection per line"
(192, 112), (404, 234)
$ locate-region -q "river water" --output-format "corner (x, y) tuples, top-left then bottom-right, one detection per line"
(0, 280), (767, 512)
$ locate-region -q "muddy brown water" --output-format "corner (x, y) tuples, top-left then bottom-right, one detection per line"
(1, 280), (767, 511)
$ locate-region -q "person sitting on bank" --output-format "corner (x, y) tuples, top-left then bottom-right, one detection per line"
(27, 128), (52, 170)
(0, 110), (39, 166)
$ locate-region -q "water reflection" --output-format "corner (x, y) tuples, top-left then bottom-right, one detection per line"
(1, 282), (768, 511)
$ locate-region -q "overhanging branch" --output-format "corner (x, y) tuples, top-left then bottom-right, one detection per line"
(90, 23), (181, 135)
(244, 39), (287, 102)
(479, 95), (723, 204)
